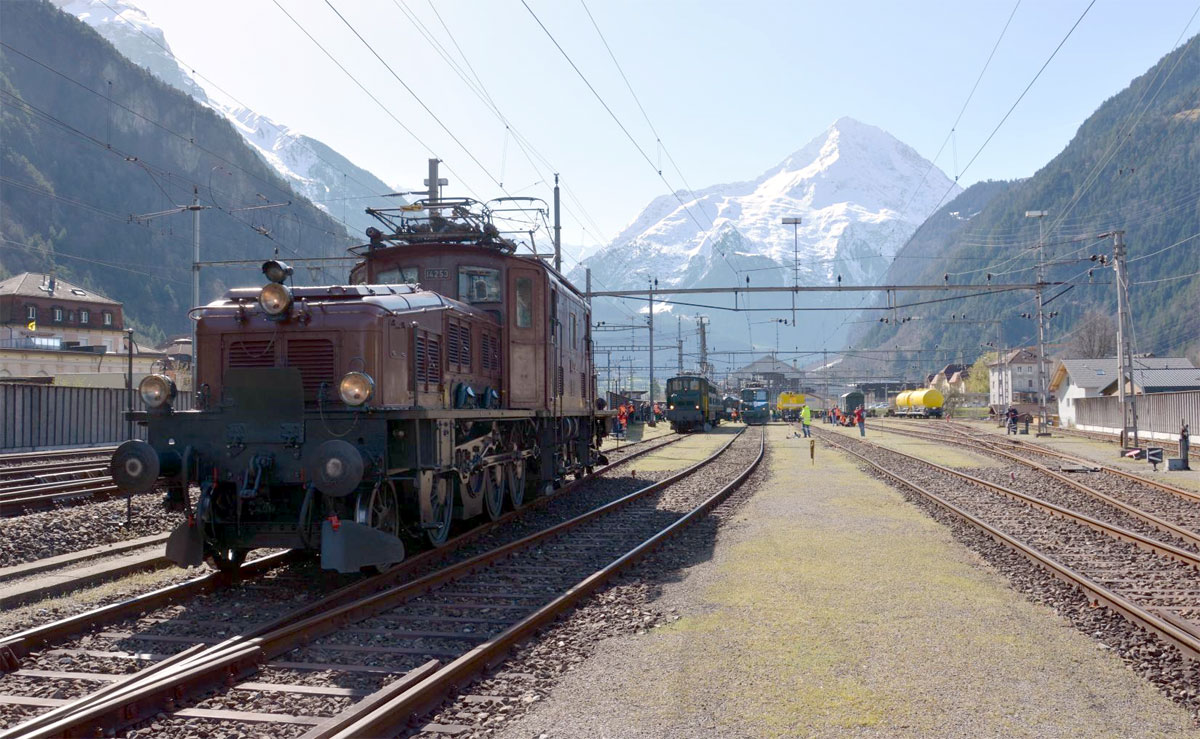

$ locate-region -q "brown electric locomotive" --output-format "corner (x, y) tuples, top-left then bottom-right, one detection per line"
(111, 193), (605, 573)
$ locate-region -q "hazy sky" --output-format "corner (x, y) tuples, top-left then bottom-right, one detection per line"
(136, 0), (1198, 269)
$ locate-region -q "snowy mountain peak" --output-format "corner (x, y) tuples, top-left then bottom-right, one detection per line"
(576, 118), (960, 352)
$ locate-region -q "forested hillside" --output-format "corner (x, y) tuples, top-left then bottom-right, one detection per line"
(850, 35), (1200, 371)
(0, 1), (356, 343)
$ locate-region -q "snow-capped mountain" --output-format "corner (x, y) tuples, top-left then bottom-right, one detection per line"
(580, 117), (958, 290)
(54, 0), (401, 238)
(575, 118), (961, 355)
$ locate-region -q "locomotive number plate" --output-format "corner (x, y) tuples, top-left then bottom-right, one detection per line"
(425, 268), (449, 280)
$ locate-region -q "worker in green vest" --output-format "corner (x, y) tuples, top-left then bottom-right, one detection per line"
(800, 403), (812, 437)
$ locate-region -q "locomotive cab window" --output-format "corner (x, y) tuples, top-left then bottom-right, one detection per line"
(515, 277), (533, 328)
(458, 267), (501, 304)
(377, 266), (419, 285)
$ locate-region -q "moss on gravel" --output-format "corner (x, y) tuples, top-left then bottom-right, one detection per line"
(506, 424), (1198, 737)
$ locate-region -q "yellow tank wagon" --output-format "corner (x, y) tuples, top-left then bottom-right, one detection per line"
(894, 387), (945, 418)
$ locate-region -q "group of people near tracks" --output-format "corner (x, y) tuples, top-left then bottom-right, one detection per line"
(795, 402), (866, 438)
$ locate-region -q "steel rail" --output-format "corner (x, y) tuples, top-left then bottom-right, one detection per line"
(1049, 424), (1194, 458)
(0, 431), (687, 669)
(9, 430), (748, 737)
(813, 428), (1200, 568)
(324, 428), (765, 738)
(936, 420), (1200, 503)
(816, 430), (1200, 663)
(864, 422), (1200, 548)
(0, 447), (117, 466)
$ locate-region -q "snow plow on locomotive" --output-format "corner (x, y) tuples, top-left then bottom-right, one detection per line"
(111, 193), (605, 574)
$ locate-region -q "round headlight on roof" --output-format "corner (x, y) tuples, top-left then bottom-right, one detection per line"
(259, 282), (293, 316)
(338, 371), (374, 406)
(139, 374), (176, 408)
(262, 259), (293, 284)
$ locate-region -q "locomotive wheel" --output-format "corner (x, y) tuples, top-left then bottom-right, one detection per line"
(205, 547), (247, 576)
(426, 476), (454, 548)
(485, 464), (505, 521)
(356, 480), (403, 573)
(507, 459), (526, 509)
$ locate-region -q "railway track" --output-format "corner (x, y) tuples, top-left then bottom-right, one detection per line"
(1048, 424), (1196, 459)
(0, 449), (134, 517)
(0, 447), (117, 470)
(880, 419), (1198, 508)
(816, 427), (1200, 680)
(0, 427), (720, 734)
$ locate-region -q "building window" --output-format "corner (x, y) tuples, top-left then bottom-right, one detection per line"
(80, 310), (89, 325)
(103, 312), (113, 326)
(52, 307), (64, 323)
(25, 305), (36, 321)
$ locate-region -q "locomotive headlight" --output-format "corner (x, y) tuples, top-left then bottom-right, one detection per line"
(338, 371), (374, 406)
(259, 282), (293, 316)
(138, 374), (176, 408)
(261, 259), (293, 284)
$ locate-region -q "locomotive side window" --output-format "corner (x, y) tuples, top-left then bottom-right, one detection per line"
(377, 266), (419, 285)
(515, 277), (533, 328)
(458, 267), (501, 304)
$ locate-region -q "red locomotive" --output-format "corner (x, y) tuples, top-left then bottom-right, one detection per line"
(111, 186), (605, 573)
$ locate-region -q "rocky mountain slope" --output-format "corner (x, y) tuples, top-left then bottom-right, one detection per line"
(1, 1), (354, 342)
(54, 0), (401, 239)
(850, 35), (1200, 374)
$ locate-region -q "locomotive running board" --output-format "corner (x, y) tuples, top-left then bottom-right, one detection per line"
(320, 520), (407, 574)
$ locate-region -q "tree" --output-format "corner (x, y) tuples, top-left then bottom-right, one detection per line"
(966, 353), (993, 395)
(1067, 311), (1117, 359)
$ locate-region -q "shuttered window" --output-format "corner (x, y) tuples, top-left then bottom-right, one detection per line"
(446, 321), (471, 373)
(415, 333), (442, 387)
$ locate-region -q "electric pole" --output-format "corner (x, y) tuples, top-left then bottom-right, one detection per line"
(1026, 210), (1050, 436)
(648, 277), (656, 420)
(677, 315), (683, 374)
(553, 173), (562, 273)
(698, 316), (709, 377)
(1112, 230), (1139, 447)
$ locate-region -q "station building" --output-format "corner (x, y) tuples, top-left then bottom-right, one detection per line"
(0, 272), (167, 387)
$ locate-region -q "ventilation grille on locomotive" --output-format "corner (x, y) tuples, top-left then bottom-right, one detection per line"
(285, 338), (336, 398)
(416, 335), (442, 386)
(227, 339), (276, 369)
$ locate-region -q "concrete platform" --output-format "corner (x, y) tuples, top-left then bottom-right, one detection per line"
(498, 424), (1197, 737)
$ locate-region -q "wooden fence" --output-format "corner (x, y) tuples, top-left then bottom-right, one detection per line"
(0, 383), (192, 452)
(1073, 390), (1199, 440)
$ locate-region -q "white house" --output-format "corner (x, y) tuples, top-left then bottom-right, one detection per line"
(1050, 357), (1198, 427)
(987, 348), (1040, 407)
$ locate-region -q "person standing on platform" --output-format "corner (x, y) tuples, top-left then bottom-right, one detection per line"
(855, 405), (865, 437)
(800, 403), (812, 437)
(1182, 420), (1191, 470)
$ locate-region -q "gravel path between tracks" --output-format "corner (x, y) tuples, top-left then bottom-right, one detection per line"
(405, 428), (768, 738)
(0, 492), (175, 568)
(489, 424), (1197, 738)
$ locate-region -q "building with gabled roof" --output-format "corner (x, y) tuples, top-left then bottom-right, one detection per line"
(1050, 356), (1198, 427)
